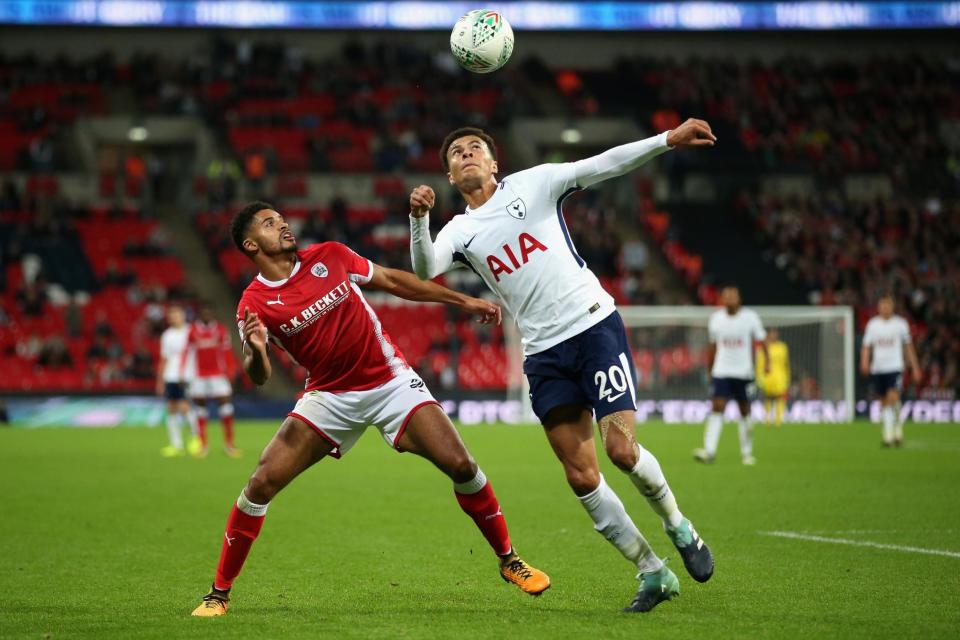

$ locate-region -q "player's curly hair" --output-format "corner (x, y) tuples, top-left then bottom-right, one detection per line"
(231, 201), (275, 255)
(440, 127), (498, 171)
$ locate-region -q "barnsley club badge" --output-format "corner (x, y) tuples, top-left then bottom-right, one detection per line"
(506, 198), (526, 219)
(311, 262), (328, 278)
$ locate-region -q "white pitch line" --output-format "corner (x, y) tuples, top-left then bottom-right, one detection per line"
(760, 531), (960, 559)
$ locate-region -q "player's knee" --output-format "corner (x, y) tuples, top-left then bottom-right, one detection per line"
(565, 466), (600, 496)
(445, 452), (478, 484)
(604, 437), (637, 471)
(245, 469), (278, 504)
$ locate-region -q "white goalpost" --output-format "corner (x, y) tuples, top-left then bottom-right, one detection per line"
(505, 306), (855, 424)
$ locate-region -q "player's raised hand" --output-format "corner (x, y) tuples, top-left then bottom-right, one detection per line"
(242, 308), (268, 350)
(463, 297), (502, 325)
(666, 118), (717, 148)
(409, 185), (436, 218)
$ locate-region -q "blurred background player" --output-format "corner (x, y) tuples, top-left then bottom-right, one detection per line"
(861, 294), (922, 447)
(756, 328), (790, 427)
(409, 120), (717, 613)
(186, 304), (240, 458)
(192, 203), (549, 617)
(696, 286), (768, 465)
(156, 305), (200, 457)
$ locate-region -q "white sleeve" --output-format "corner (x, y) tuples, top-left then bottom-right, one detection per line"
(409, 214), (457, 280)
(900, 319), (912, 344)
(567, 131), (672, 190)
(753, 313), (767, 341)
(863, 321), (876, 347)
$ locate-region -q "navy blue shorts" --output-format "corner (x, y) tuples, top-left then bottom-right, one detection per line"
(871, 372), (902, 396)
(711, 377), (752, 404)
(523, 311), (638, 423)
(164, 382), (187, 401)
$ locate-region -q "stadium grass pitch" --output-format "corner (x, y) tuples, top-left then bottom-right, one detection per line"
(2, 419), (959, 639)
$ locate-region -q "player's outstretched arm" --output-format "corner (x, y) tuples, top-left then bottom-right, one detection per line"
(409, 185), (455, 280)
(240, 308), (272, 385)
(572, 118), (717, 189)
(367, 264), (501, 325)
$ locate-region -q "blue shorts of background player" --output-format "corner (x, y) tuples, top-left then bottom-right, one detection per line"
(164, 382), (187, 401)
(523, 311), (638, 423)
(711, 377), (752, 405)
(871, 372), (902, 396)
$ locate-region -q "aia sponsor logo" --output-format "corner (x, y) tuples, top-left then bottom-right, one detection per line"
(486, 233), (547, 282)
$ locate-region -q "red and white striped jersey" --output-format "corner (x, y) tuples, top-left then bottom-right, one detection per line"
(236, 242), (408, 393)
(186, 319), (233, 378)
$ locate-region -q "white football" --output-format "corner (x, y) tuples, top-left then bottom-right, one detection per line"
(450, 9), (514, 74)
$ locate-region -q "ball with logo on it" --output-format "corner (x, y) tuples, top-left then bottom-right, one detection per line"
(450, 9), (514, 74)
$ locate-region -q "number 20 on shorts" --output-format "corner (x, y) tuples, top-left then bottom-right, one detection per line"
(595, 352), (634, 403)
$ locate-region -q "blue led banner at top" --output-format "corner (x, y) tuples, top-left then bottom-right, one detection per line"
(1, 1), (959, 30)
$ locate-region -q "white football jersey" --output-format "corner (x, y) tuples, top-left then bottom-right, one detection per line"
(709, 308), (766, 379)
(863, 315), (911, 374)
(160, 326), (193, 382)
(432, 163), (616, 354)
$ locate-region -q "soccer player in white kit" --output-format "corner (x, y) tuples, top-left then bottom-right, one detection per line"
(694, 286), (768, 466)
(409, 119), (716, 613)
(860, 294), (921, 447)
(156, 305), (200, 457)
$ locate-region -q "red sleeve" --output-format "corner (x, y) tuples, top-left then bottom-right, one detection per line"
(330, 242), (373, 284)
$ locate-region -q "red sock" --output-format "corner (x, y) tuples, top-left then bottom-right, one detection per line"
(197, 415), (208, 448)
(222, 415), (235, 448)
(455, 481), (512, 557)
(214, 504), (265, 591)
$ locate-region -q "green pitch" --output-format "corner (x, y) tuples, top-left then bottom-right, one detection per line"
(2, 420), (959, 639)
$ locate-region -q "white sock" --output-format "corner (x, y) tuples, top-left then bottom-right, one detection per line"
(453, 468), (487, 495)
(237, 489), (269, 516)
(882, 406), (895, 443)
(628, 445), (683, 528)
(894, 403), (904, 440)
(166, 414), (183, 449)
(184, 409), (199, 437)
(704, 412), (723, 456)
(577, 475), (662, 574)
(738, 417), (754, 458)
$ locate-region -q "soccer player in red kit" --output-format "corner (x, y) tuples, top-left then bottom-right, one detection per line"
(184, 305), (240, 458)
(191, 202), (550, 617)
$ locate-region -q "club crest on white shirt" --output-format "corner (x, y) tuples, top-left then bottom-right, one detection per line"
(311, 262), (328, 278)
(506, 198), (526, 219)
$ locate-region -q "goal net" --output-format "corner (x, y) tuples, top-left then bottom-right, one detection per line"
(505, 306), (855, 424)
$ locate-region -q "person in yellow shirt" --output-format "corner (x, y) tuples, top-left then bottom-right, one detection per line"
(756, 328), (790, 426)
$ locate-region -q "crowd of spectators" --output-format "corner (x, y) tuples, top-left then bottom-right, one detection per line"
(0, 179), (196, 391)
(739, 190), (959, 393)
(565, 54), (960, 196)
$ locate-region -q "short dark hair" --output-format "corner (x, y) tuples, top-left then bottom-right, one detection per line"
(231, 201), (274, 254)
(440, 127), (497, 171)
